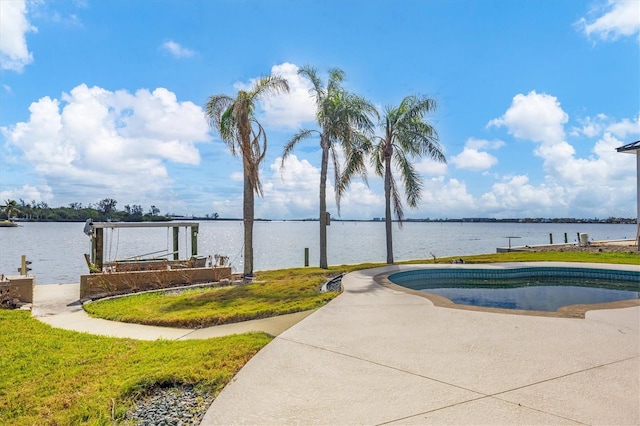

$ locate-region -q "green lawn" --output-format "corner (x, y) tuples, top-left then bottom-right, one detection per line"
(0, 310), (271, 425)
(2, 252), (637, 425)
(84, 267), (346, 328)
(414, 250), (639, 265)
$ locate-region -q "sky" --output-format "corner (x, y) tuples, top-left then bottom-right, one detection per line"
(1, 0), (639, 220)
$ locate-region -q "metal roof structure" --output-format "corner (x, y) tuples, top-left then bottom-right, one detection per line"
(616, 140), (640, 153)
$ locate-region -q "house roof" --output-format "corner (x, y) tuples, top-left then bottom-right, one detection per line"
(616, 140), (640, 153)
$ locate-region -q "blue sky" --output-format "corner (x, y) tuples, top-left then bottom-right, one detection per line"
(1, 0), (639, 220)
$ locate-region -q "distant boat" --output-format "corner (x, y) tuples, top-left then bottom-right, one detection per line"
(0, 220), (18, 227)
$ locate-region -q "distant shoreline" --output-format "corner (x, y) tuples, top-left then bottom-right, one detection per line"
(4, 217), (636, 225)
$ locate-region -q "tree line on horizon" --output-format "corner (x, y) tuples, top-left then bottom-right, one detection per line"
(0, 198), (170, 222)
(205, 65), (446, 276)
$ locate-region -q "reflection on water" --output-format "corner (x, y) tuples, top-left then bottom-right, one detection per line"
(416, 281), (639, 311)
(0, 221), (636, 284)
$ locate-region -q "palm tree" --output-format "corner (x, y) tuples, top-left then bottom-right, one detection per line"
(282, 66), (377, 269)
(2, 199), (20, 221)
(371, 95), (446, 264)
(205, 75), (289, 278)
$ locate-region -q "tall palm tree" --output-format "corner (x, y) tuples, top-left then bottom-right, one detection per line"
(371, 95), (446, 264)
(2, 199), (20, 221)
(282, 66), (377, 269)
(205, 76), (289, 278)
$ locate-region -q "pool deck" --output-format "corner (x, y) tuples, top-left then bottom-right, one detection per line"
(31, 262), (639, 425)
(202, 263), (639, 425)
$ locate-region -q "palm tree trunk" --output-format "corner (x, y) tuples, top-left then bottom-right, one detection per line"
(384, 154), (394, 264)
(243, 172), (254, 279)
(319, 143), (329, 269)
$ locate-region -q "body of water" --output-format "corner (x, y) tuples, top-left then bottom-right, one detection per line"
(0, 221), (636, 284)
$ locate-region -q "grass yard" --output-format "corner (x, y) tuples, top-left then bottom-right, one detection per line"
(0, 310), (271, 425)
(422, 250), (640, 265)
(84, 267), (349, 328)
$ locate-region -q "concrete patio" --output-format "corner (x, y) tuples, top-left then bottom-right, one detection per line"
(201, 264), (639, 425)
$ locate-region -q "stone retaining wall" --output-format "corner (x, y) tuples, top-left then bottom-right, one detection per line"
(0, 276), (35, 303)
(80, 267), (232, 299)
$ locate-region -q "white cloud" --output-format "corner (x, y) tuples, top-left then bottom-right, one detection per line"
(234, 62), (317, 130)
(418, 177), (476, 215)
(451, 148), (498, 171)
(414, 157), (449, 176)
(451, 138), (502, 171)
(160, 40), (196, 58)
(0, 0), (36, 72)
(487, 92), (637, 218)
(488, 91), (568, 144)
(576, 0), (640, 42)
(606, 114), (640, 138)
(259, 155), (326, 219)
(571, 114), (640, 139)
(0, 184), (52, 205)
(570, 114), (608, 138)
(1, 84), (210, 206)
(478, 175), (567, 217)
(254, 154), (384, 219)
(465, 138), (505, 150)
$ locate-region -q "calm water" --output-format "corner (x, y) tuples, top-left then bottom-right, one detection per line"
(407, 279), (639, 311)
(0, 221), (636, 284)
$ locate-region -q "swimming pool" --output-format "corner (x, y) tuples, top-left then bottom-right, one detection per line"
(387, 265), (640, 315)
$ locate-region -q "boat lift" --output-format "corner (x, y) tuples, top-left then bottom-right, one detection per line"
(85, 221), (199, 271)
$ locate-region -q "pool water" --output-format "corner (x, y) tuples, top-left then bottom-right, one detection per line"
(402, 279), (640, 312)
(389, 268), (640, 312)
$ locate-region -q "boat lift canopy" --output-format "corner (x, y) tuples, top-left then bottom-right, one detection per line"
(87, 221), (199, 270)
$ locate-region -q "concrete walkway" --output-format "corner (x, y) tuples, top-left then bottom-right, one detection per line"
(32, 283), (315, 340)
(201, 265), (639, 425)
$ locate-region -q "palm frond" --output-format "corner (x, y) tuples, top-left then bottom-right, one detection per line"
(393, 148), (422, 208)
(329, 144), (343, 213)
(250, 75), (290, 102)
(204, 76), (291, 199)
(370, 139), (385, 177)
(390, 174), (404, 225)
(298, 65), (325, 109)
(281, 129), (316, 165)
(340, 132), (370, 194)
(204, 95), (234, 130)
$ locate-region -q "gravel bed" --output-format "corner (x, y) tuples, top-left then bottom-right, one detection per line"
(125, 384), (214, 425)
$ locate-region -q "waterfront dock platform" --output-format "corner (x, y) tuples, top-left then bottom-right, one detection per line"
(31, 264), (639, 425)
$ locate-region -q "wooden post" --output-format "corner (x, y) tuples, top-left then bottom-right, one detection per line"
(304, 248), (309, 267)
(173, 227), (179, 260)
(549, 233), (553, 244)
(91, 233), (96, 264)
(95, 228), (103, 270)
(191, 224), (198, 256)
(20, 255), (31, 275)
(564, 232), (568, 243)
